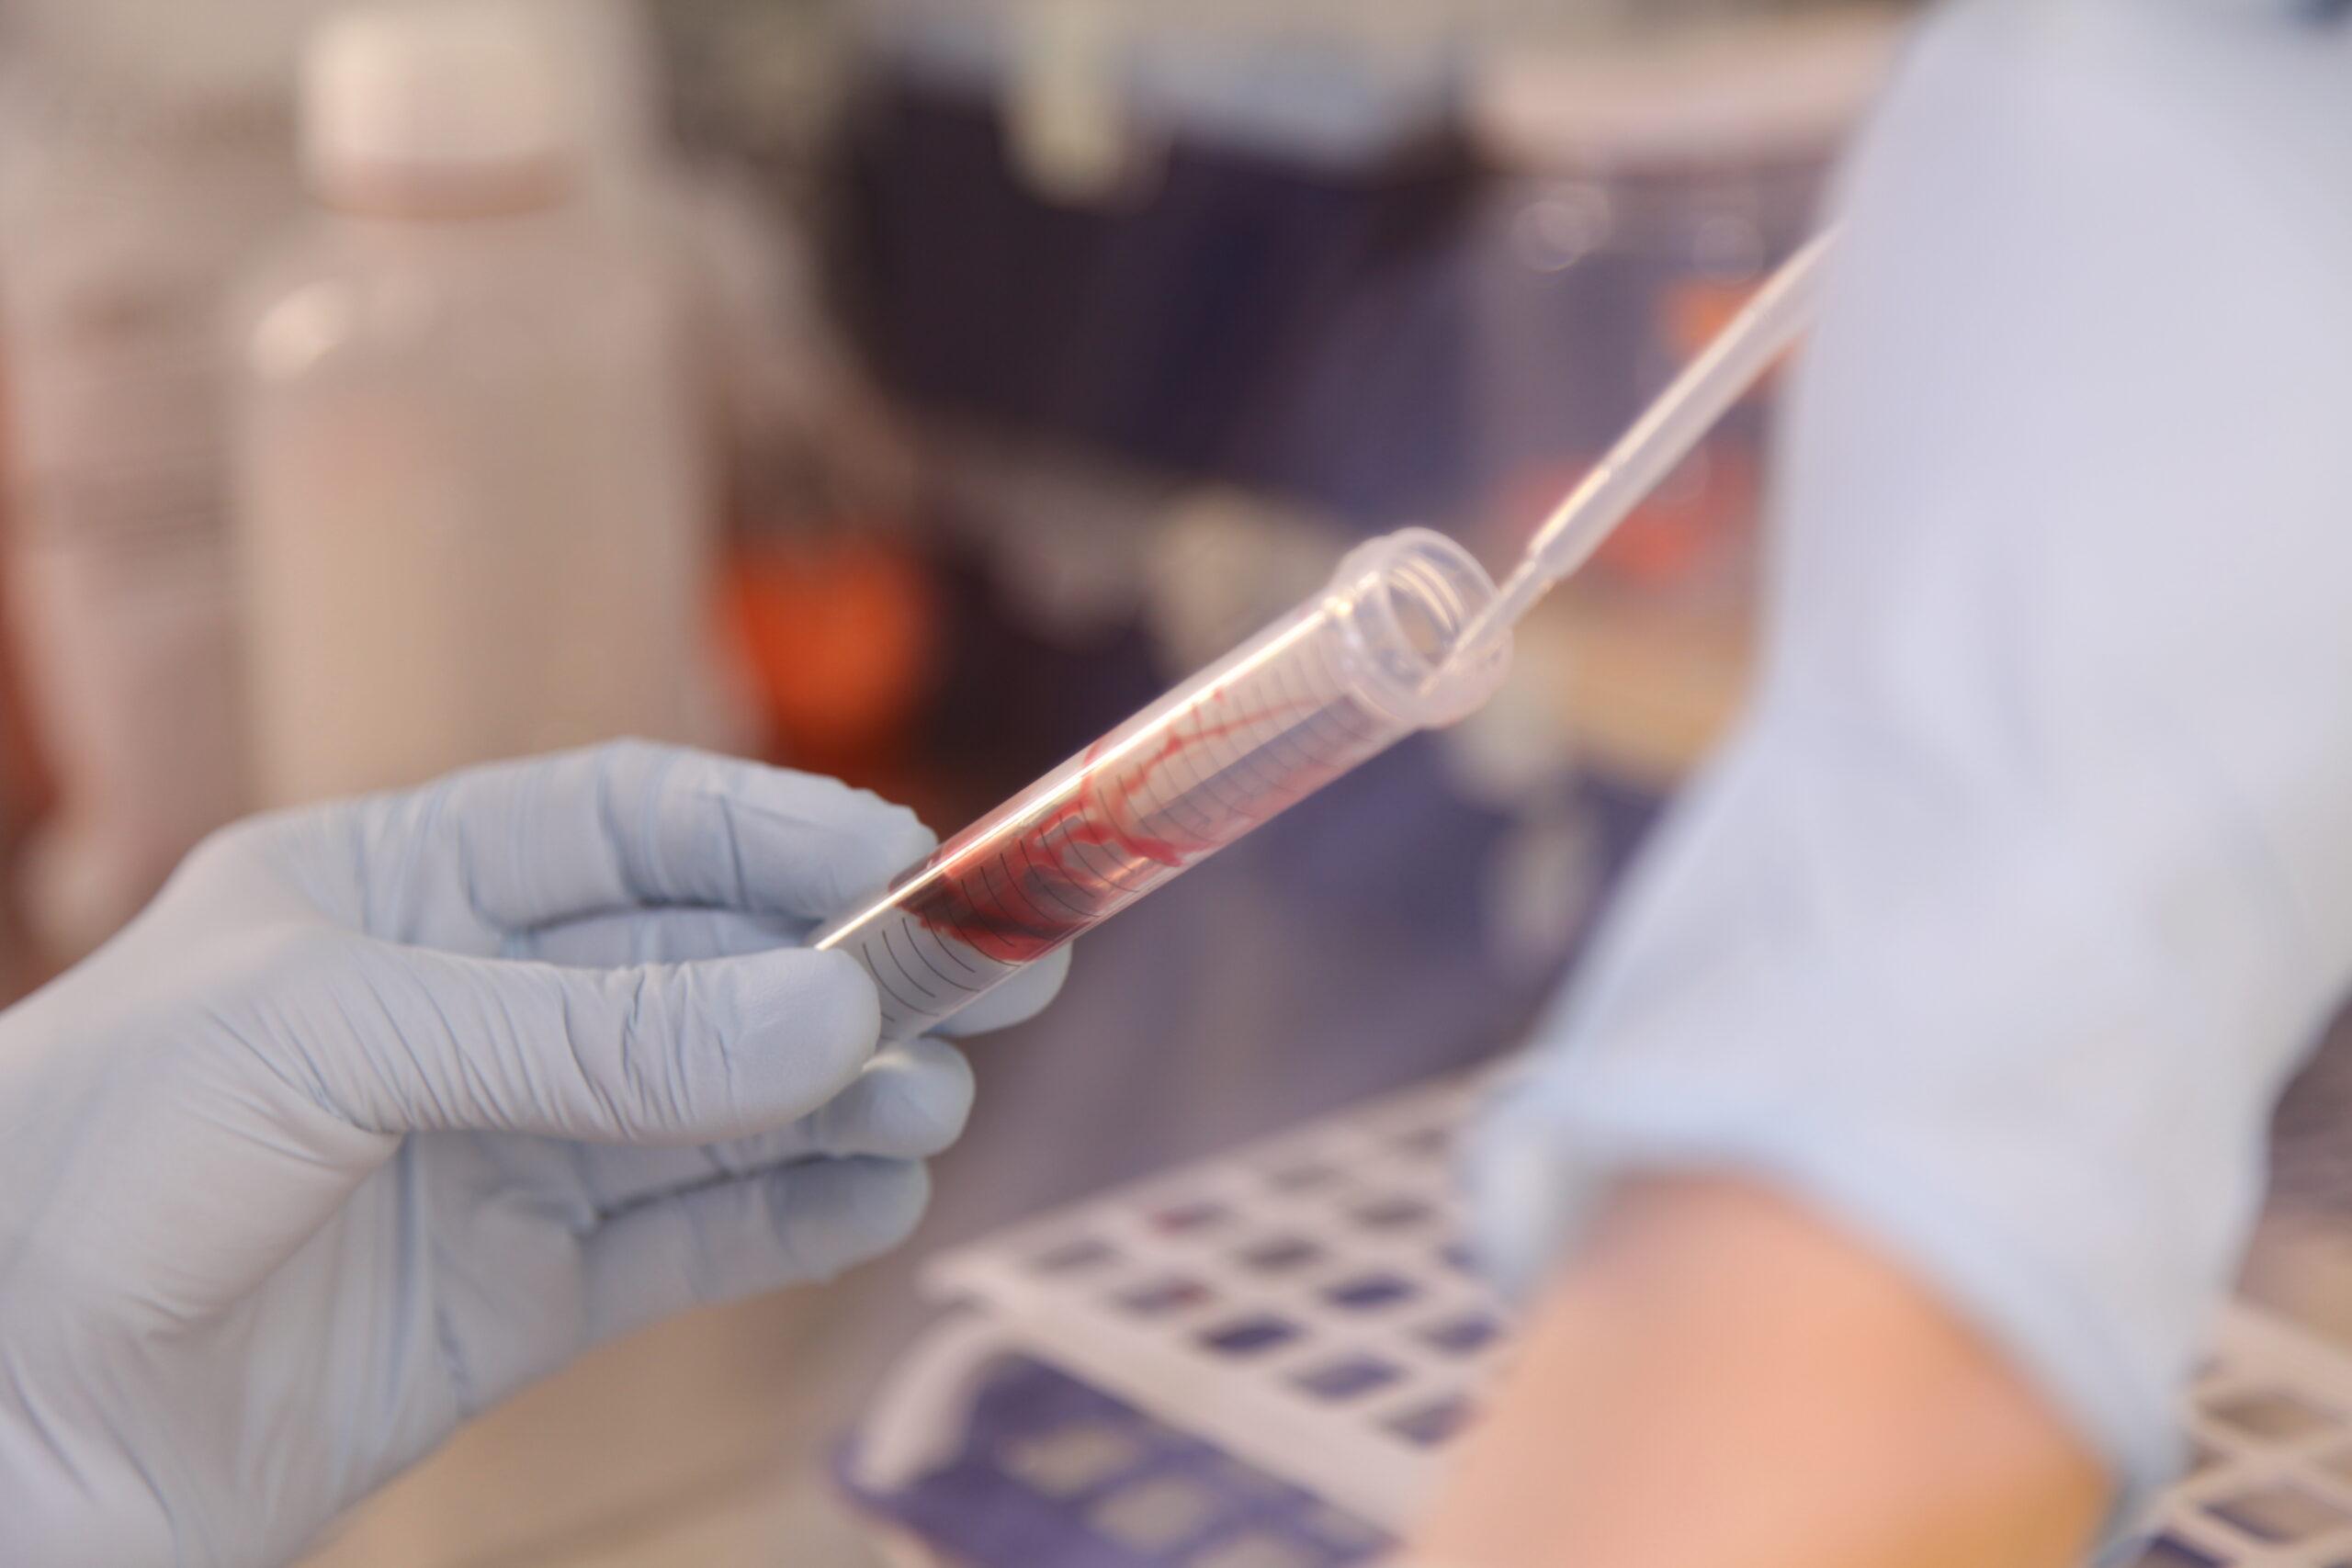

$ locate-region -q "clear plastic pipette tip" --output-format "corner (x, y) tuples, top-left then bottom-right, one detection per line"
(1443, 229), (1840, 671)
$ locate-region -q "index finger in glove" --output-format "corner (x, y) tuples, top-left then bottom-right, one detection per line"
(352, 742), (936, 945)
(322, 941), (883, 1145)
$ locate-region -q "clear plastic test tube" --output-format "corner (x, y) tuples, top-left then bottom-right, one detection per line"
(813, 527), (1511, 1042)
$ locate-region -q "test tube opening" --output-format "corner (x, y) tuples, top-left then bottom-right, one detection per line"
(1329, 529), (1510, 730)
(1388, 569), (1452, 664)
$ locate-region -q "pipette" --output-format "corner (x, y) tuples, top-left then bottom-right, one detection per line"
(1450, 228), (1838, 663)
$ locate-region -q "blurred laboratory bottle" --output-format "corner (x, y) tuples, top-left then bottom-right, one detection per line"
(0, 0), (334, 957)
(232, 3), (720, 807)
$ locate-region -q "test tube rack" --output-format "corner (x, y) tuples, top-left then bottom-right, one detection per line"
(842, 1072), (2352, 1567)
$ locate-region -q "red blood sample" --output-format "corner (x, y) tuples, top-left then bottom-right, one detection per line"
(902, 692), (1340, 964)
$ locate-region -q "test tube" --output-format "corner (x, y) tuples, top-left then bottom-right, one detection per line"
(813, 527), (1511, 1042)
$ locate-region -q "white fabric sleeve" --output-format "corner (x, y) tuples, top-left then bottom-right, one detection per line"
(1472, 0), (2352, 1509)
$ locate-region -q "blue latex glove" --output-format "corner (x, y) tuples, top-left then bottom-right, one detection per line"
(0, 742), (1065, 1567)
(1474, 0), (2352, 1527)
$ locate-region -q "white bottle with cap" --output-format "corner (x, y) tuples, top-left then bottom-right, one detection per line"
(231, 1), (718, 807)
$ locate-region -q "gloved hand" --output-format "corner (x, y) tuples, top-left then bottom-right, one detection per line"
(1473, 0), (2352, 1532)
(0, 742), (1065, 1568)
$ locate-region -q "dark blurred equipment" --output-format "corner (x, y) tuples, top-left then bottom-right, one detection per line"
(833, 26), (1476, 529)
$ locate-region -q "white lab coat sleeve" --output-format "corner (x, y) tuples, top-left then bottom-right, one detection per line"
(1472, 0), (2352, 1507)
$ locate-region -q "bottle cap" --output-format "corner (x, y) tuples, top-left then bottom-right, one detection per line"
(301, 3), (571, 212)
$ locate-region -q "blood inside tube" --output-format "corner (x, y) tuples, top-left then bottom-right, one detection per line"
(899, 688), (1364, 965)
